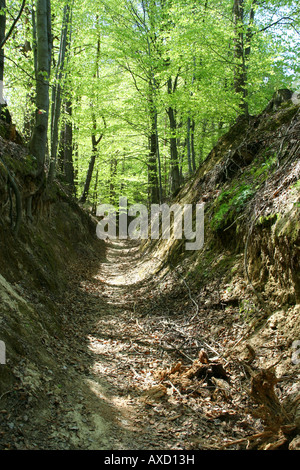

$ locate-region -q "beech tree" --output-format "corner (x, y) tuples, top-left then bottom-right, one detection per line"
(48, 1), (73, 183)
(29, 0), (52, 175)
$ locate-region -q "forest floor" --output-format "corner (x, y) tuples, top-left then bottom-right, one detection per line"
(2, 238), (271, 451)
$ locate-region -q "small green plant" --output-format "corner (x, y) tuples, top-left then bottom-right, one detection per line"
(291, 179), (300, 190)
(239, 299), (257, 322)
(250, 154), (277, 180)
(211, 183), (255, 231)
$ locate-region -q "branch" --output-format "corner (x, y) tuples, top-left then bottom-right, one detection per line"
(96, 115), (107, 145)
(4, 54), (54, 90)
(258, 16), (295, 33)
(0, 0), (27, 50)
(291, 24), (300, 36)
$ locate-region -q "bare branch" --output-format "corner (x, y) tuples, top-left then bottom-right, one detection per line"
(258, 16), (296, 33)
(0, 0), (26, 50)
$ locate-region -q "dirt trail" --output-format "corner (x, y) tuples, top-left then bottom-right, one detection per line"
(2, 240), (260, 450)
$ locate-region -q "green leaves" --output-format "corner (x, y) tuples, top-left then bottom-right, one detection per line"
(3, 0), (298, 206)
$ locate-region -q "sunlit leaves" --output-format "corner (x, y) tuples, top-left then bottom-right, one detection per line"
(2, 0), (298, 204)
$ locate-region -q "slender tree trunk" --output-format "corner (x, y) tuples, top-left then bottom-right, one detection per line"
(186, 117), (193, 174)
(79, 18), (104, 204)
(191, 119), (196, 170)
(80, 152), (97, 205)
(109, 157), (118, 205)
(166, 77), (181, 194)
(73, 133), (79, 198)
(32, 6), (37, 73)
(233, 0), (256, 117)
(148, 106), (160, 205)
(79, 111), (104, 204)
(23, 8), (36, 143)
(29, 0), (52, 175)
(0, 0), (6, 111)
(92, 168), (99, 214)
(57, 124), (65, 171)
(154, 111), (163, 204)
(63, 99), (75, 192)
(48, 3), (71, 183)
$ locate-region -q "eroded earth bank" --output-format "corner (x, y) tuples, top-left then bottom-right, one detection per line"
(0, 94), (299, 450)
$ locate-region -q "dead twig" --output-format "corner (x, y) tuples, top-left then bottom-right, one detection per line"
(221, 430), (274, 448)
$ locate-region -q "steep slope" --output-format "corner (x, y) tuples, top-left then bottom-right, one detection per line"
(0, 125), (104, 426)
(141, 91), (300, 448)
(146, 91), (299, 318)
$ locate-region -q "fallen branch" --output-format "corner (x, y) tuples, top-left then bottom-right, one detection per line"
(221, 430), (274, 448)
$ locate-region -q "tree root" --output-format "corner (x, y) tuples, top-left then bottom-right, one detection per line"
(0, 158), (22, 235)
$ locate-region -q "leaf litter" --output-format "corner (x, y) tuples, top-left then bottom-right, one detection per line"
(1, 239), (298, 450)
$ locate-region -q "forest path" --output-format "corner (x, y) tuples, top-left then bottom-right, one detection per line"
(21, 240), (259, 450)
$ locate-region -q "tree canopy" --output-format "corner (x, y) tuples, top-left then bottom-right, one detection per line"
(1, 0), (299, 207)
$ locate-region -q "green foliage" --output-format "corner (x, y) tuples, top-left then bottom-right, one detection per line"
(1, 0), (298, 206)
(211, 182), (255, 231)
(250, 153), (277, 179)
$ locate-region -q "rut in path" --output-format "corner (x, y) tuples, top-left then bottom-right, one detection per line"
(9, 240), (258, 450)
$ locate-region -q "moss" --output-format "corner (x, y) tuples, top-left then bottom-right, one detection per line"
(3, 152), (38, 176)
(250, 153), (277, 180)
(257, 213), (280, 228)
(222, 116), (249, 145)
(211, 182), (255, 231)
(263, 106), (298, 131)
(274, 209), (300, 243)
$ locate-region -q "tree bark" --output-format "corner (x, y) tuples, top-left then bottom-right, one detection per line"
(233, 0), (256, 117)
(148, 93), (160, 205)
(166, 77), (181, 194)
(29, 0), (52, 175)
(191, 119), (196, 170)
(48, 3), (71, 183)
(233, 0), (247, 115)
(63, 99), (75, 191)
(79, 111), (104, 204)
(148, 134), (160, 205)
(109, 157), (118, 205)
(0, 0), (6, 111)
(186, 117), (193, 174)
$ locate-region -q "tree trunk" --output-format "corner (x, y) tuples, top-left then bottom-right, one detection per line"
(48, 3), (71, 183)
(148, 110), (160, 205)
(79, 111), (104, 204)
(63, 99), (75, 192)
(191, 119), (196, 170)
(186, 117), (193, 174)
(109, 157), (118, 205)
(57, 125), (65, 171)
(92, 168), (99, 214)
(0, 0), (6, 111)
(80, 152), (97, 205)
(233, 0), (256, 117)
(29, 0), (52, 175)
(79, 20), (104, 204)
(166, 77), (181, 194)
(199, 119), (207, 164)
